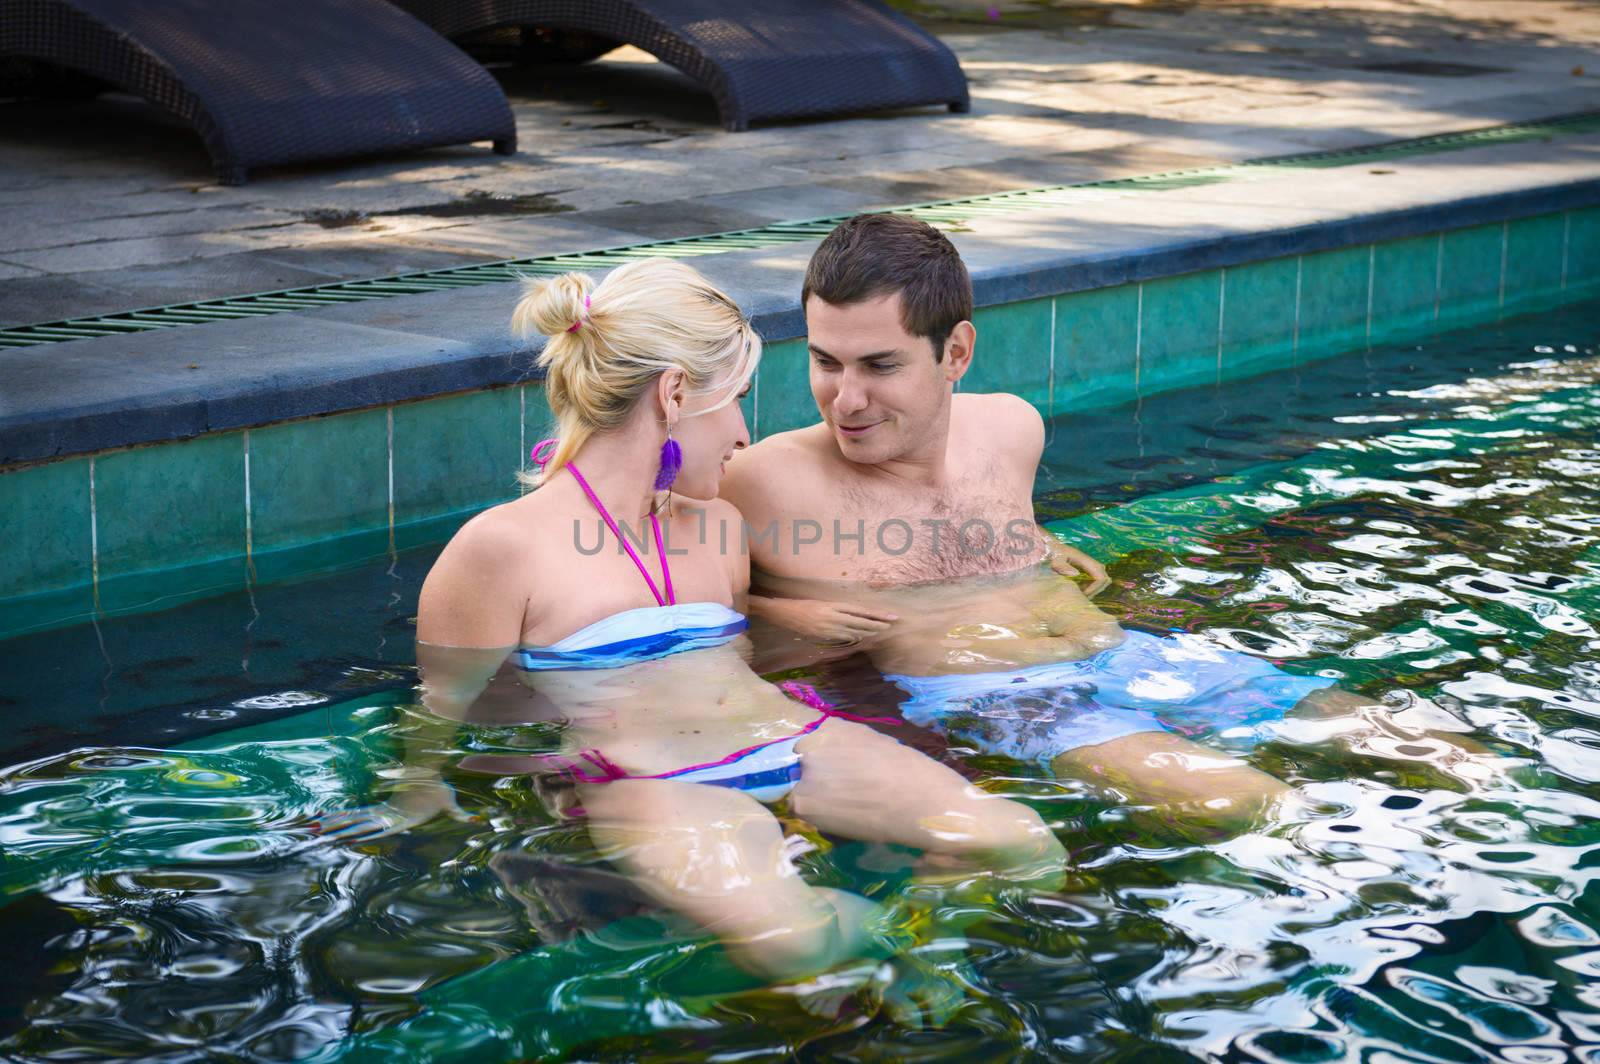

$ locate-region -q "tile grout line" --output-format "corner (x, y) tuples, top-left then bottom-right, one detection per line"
(88, 456), (100, 615)
(243, 430), (255, 586)
(1562, 211), (1572, 291)
(1215, 267), (1227, 382)
(386, 408), (396, 556)
(1433, 233), (1444, 321)
(1292, 255), (1303, 360)
(1497, 221), (1509, 312)
(1365, 244), (1375, 346)
(1133, 283), (1144, 395)
(1047, 295), (1057, 419)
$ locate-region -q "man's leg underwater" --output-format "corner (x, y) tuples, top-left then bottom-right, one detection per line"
(1284, 686), (1504, 787)
(889, 670), (1291, 835)
(1049, 729), (1290, 831)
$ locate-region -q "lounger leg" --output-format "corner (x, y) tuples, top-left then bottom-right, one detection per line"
(948, 100), (971, 114)
(216, 164), (248, 186)
(493, 137), (517, 156)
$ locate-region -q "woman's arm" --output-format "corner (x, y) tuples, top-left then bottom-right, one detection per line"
(417, 511), (531, 652)
(417, 511), (537, 707)
(313, 513), (531, 842)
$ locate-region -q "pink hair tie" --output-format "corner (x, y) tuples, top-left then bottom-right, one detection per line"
(566, 295), (592, 333)
(530, 438), (559, 469)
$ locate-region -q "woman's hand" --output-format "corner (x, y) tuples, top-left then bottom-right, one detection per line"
(752, 595), (898, 647)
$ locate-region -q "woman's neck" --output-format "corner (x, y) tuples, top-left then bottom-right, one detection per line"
(565, 430), (663, 524)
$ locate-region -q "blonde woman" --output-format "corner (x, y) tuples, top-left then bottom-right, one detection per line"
(407, 259), (1063, 983)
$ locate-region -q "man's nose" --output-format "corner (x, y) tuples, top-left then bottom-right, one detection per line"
(833, 370), (869, 414)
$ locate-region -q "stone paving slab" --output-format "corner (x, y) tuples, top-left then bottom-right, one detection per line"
(0, 1), (1597, 327)
(5, 129), (1598, 466)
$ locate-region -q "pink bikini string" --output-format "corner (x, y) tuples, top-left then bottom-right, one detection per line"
(532, 437), (674, 607)
(547, 681), (899, 786)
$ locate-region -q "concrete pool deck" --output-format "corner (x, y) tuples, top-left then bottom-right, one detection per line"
(5, 124), (1600, 464)
(1, 0), (1598, 326)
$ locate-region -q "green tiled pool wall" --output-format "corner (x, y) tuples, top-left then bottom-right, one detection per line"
(2, 208), (1596, 641)
(0, 386), (555, 639)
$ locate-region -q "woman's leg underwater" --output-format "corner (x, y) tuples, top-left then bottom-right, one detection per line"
(790, 718), (1066, 884)
(578, 777), (885, 982)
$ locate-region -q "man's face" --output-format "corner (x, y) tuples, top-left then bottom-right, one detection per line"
(805, 292), (966, 465)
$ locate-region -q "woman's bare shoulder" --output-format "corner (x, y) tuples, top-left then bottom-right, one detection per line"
(418, 497), (546, 647)
(440, 495), (546, 566)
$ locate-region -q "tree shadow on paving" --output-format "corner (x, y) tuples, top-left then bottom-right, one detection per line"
(0, 90), (519, 191)
(909, 0), (1594, 101)
(892, 0), (1580, 57)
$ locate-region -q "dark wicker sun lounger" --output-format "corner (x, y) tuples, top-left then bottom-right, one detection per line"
(0, 0), (517, 184)
(391, 0), (970, 131)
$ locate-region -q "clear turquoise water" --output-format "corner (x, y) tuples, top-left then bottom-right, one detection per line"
(2, 300), (1599, 1061)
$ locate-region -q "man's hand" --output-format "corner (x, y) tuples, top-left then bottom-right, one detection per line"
(751, 595), (898, 647)
(1041, 533), (1110, 597)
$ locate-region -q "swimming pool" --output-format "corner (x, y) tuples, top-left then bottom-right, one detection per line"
(2, 298), (1598, 1060)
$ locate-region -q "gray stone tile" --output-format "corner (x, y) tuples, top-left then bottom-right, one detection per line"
(0, 262), (45, 281)
(683, 185), (887, 222)
(566, 201), (777, 240)
(366, 216), (655, 260)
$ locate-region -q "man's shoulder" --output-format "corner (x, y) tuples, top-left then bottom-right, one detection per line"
(953, 391), (1044, 450)
(722, 424), (833, 510)
(954, 390), (1041, 421)
(730, 424), (834, 478)
(679, 495), (744, 536)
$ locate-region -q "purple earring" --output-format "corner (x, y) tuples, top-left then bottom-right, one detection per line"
(654, 426), (682, 491)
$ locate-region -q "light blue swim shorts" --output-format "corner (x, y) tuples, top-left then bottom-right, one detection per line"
(886, 630), (1336, 764)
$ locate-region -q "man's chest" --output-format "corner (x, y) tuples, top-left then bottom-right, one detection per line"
(761, 476), (1041, 583)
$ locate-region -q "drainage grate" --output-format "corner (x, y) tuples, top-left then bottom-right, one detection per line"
(3, 111), (1599, 351)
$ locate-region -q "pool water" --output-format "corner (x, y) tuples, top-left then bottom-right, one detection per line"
(3, 300), (1600, 1061)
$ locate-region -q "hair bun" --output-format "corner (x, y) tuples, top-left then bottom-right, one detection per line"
(512, 273), (595, 340)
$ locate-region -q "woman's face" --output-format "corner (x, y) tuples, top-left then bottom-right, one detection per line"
(669, 368), (753, 501)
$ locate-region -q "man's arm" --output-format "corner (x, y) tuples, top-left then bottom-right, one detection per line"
(719, 443), (784, 571)
(978, 394), (1112, 596)
(1039, 528), (1111, 597)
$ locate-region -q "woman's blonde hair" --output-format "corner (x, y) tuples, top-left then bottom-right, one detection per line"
(512, 258), (761, 487)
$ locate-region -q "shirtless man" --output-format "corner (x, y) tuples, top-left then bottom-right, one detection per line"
(722, 214), (1380, 816)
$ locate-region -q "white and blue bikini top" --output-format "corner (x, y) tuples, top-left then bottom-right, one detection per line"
(515, 601), (748, 672)
(516, 451), (746, 671)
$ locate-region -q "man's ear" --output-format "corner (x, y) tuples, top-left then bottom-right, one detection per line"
(942, 320), (976, 384)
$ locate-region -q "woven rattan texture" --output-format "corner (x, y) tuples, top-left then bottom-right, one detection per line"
(0, 0), (518, 183)
(391, 0), (969, 130)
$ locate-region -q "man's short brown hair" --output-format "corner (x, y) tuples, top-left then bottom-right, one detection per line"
(802, 214), (973, 362)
